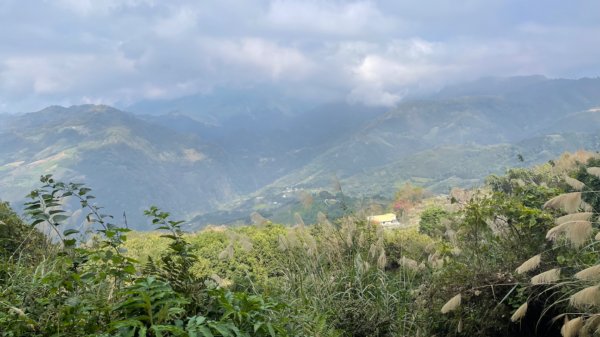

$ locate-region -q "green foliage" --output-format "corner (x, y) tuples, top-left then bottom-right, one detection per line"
(0, 200), (47, 261)
(4, 154), (599, 337)
(418, 206), (448, 238)
(112, 276), (188, 336)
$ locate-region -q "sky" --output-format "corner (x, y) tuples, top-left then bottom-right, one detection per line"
(1, 0), (599, 113)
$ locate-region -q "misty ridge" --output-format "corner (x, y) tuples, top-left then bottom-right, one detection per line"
(2, 75), (600, 229)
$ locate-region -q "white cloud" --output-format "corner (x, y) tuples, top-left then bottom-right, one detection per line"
(207, 38), (314, 80)
(51, 0), (157, 16)
(1, 1), (600, 111)
(154, 7), (198, 39)
(266, 0), (396, 36)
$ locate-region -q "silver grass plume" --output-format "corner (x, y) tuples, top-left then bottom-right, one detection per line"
(357, 231), (365, 248)
(546, 220), (592, 247)
(565, 220), (593, 247)
(368, 243), (378, 259)
(399, 256), (420, 272)
(581, 315), (600, 337)
(441, 294), (461, 313)
(277, 235), (288, 251)
(569, 286), (600, 309)
(210, 274), (232, 288)
(317, 212), (333, 230)
(287, 231), (299, 248)
(564, 176), (585, 190)
(294, 213), (305, 229)
(377, 249), (387, 269)
(305, 233), (317, 256)
(239, 236), (253, 252)
(586, 167), (600, 178)
(531, 268), (561, 284)
(574, 264), (600, 282)
(516, 254), (541, 274)
(555, 212), (593, 225)
(561, 317), (583, 337)
(510, 302), (528, 322)
(218, 243), (234, 260)
(543, 192), (582, 214)
(250, 212), (268, 226)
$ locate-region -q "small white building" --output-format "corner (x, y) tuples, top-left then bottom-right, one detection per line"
(368, 213), (401, 227)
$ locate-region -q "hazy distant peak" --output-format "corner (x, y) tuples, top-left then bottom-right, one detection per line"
(434, 75), (548, 98)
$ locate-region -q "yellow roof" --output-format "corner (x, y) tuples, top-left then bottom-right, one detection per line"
(368, 213), (397, 223)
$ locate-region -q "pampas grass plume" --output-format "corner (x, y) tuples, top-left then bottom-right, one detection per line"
(569, 285), (600, 309)
(546, 221), (592, 247)
(555, 212), (593, 225)
(377, 250), (387, 269)
(574, 264), (600, 282)
(544, 192), (582, 214)
(531, 268), (560, 284)
(566, 221), (593, 247)
(586, 167), (600, 178)
(561, 317), (583, 337)
(399, 256), (420, 272)
(510, 302), (528, 322)
(581, 315), (600, 337)
(565, 176), (585, 190)
(516, 254), (541, 274)
(441, 294), (461, 313)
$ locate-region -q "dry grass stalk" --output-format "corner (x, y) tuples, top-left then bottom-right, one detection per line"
(516, 254), (542, 274)
(587, 167), (600, 178)
(510, 302), (528, 322)
(561, 317), (583, 337)
(569, 285), (600, 309)
(441, 293), (461, 313)
(556, 212), (594, 225)
(531, 268), (561, 284)
(565, 176), (586, 190)
(575, 264), (600, 282)
(544, 192), (582, 214)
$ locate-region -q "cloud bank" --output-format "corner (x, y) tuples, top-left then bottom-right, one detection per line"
(1, 0), (599, 112)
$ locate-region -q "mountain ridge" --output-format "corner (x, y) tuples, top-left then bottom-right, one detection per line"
(2, 76), (600, 228)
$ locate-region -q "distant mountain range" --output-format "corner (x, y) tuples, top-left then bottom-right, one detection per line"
(1, 75), (600, 228)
